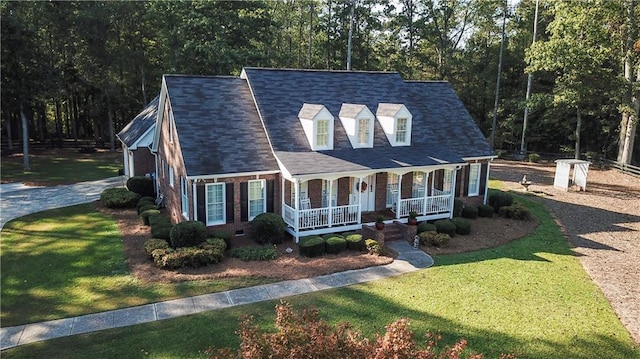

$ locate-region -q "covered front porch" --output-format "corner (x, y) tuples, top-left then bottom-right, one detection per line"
(281, 167), (457, 241)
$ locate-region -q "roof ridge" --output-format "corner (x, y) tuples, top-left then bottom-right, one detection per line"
(163, 74), (240, 79)
(243, 67), (399, 75)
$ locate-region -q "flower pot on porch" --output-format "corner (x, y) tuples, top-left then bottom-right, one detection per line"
(375, 222), (385, 230)
(408, 218), (418, 225)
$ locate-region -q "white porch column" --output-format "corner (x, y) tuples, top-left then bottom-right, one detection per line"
(293, 179), (300, 239)
(396, 173), (403, 218)
(357, 177), (363, 223)
(192, 180), (197, 221)
(449, 169), (457, 218)
(422, 171), (430, 215)
(328, 179), (334, 227)
(483, 161), (491, 204)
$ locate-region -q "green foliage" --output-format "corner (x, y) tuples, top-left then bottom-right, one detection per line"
(477, 204), (494, 218)
(528, 153), (540, 163)
(451, 217), (472, 235)
(170, 221), (207, 248)
(143, 239), (169, 257)
(126, 176), (155, 197)
(137, 200), (156, 214)
(499, 203), (532, 220)
(299, 236), (325, 258)
(201, 238), (227, 253)
(322, 233), (344, 240)
(152, 245), (225, 270)
(418, 231), (451, 247)
(344, 234), (365, 251)
(488, 192), (514, 213)
(365, 239), (381, 255)
(325, 236), (347, 254)
(433, 219), (457, 237)
(417, 221), (437, 234)
(100, 188), (141, 209)
(151, 222), (173, 240)
(453, 198), (465, 217)
(461, 205), (478, 219)
(140, 209), (161, 226)
(250, 213), (286, 245)
(149, 213), (171, 226)
(139, 196), (156, 204)
(229, 245), (277, 261)
(209, 229), (233, 249)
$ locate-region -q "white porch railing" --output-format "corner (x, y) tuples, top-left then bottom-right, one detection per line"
(283, 204), (360, 230)
(397, 193), (451, 217)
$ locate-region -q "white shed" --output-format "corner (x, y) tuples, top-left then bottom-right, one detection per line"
(553, 159), (591, 191)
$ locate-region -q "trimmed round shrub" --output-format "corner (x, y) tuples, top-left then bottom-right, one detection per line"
(417, 222), (437, 234)
(477, 204), (494, 218)
(345, 234), (365, 251)
(433, 219), (456, 237)
(151, 222), (173, 240)
(138, 203), (157, 215)
(137, 200), (156, 214)
(209, 229), (233, 250)
(152, 244), (225, 269)
(451, 217), (472, 235)
(144, 239), (169, 257)
(453, 198), (465, 217)
(149, 213), (171, 226)
(499, 203), (531, 220)
(170, 221), (207, 248)
(299, 236), (325, 258)
(100, 188), (141, 208)
(201, 238), (227, 252)
(488, 192), (514, 213)
(139, 196), (156, 204)
(141, 209), (161, 226)
(365, 239), (381, 255)
(322, 233), (344, 240)
(325, 236), (347, 254)
(229, 245), (277, 261)
(251, 213), (286, 244)
(418, 231), (451, 247)
(461, 205), (478, 219)
(126, 176), (155, 197)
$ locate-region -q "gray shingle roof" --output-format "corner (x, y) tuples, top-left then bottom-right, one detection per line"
(164, 75), (278, 177)
(117, 96), (158, 148)
(242, 68), (492, 177)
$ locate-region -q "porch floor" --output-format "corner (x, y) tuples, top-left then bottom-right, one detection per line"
(361, 208), (396, 223)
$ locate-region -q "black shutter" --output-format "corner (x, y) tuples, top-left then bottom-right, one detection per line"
(226, 183), (234, 223)
(266, 180), (274, 212)
(455, 168), (462, 198)
(462, 167), (469, 197)
(480, 163), (488, 196)
(240, 182), (248, 222)
(197, 185), (206, 223)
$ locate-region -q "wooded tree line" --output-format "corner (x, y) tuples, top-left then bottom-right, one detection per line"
(2, 0), (638, 165)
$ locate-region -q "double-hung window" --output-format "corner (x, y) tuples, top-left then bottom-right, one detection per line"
(169, 166), (174, 187)
(180, 176), (189, 219)
(443, 169), (453, 193)
(316, 120), (329, 147)
(412, 171), (426, 198)
(386, 173), (399, 208)
(468, 163), (481, 196)
(206, 183), (225, 225)
(358, 118), (370, 146)
(248, 180), (266, 220)
(396, 118), (408, 144)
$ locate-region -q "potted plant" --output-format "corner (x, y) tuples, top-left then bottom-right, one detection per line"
(375, 215), (385, 230)
(408, 211), (418, 225)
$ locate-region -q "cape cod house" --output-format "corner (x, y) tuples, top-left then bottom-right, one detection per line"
(151, 68), (494, 242)
(116, 96), (158, 178)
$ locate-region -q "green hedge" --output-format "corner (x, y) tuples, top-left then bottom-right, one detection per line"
(141, 209), (161, 226)
(325, 236), (347, 254)
(151, 243), (225, 269)
(499, 203), (531, 220)
(345, 234), (365, 251)
(488, 192), (514, 213)
(143, 239), (170, 257)
(209, 229), (233, 249)
(477, 204), (494, 218)
(451, 217), (472, 235)
(170, 221), (207, 248)
(453, 198), (465, 217)
(137, 200), (156, 214)
(100, 188), (140, 209)
(418, 231), (451, 247)
(365, 239), (381, 255)
(417, 222), (437, 234)
(434, 219), (457, 237)
(251, 213), (286, 244)
(229, 245), (278, 261)
(126, 176), (155, 197)
(151, 222), (173, 240)
(461, 205), (478, 219)
(299, 236), (325, 258)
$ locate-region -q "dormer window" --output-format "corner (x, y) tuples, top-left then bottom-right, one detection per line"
(339, 104), (374, 148)
(298, 104), (334, 151)
(376, 103), (412, 147)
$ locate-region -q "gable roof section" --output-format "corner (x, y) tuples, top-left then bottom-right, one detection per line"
(163, 75), (278, 177)
(117, 96), (158, 148)
(242, 68), (486, 177)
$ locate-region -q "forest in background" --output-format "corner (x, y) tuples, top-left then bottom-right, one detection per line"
(1, 0), (638, 165)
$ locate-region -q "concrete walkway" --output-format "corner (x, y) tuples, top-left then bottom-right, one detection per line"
(0, 179), (434, 350)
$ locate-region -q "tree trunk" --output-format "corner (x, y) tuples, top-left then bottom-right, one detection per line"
(5, 108), (14, 150)
(106, 93), (116, 151)
(617, 0), (638, 165)
(575, 106), (582, 160)
(20, 100), (30, 171)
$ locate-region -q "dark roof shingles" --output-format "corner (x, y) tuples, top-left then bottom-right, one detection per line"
(117, 96), (158, 147)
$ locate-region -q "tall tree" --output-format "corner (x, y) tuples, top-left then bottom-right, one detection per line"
(617, 0), (639, 164)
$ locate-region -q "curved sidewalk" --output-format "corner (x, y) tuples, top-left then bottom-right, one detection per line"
(0, 176), (124, 229)
(0, 241), (433, 350)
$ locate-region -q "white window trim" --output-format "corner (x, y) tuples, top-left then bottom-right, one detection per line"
(168, 106), (175, 144)
(468, 163), (481, 196)
(180, 176), (189, 219)
(315, 119), (331, 150)
(248, 179), (266, 220)
(395, 118), (408, 144)
(161, 159), (165, 178)
(443, 169), (453, 194)
(169, 166), (174, 187)
(356, 117), (373, 148)
(205, 183), (225, 226)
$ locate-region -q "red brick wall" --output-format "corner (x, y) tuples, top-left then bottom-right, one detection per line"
(375, 173), (387, 210)
(132, 148), (155, 176)
(338, 177), (350, 206)
(308, 179), (323, 208)
(401, 173), (413, 198)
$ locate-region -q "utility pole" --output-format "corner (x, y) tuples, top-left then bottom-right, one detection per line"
(520, 0), (540, 156)
(489, 2), (508, 150)
(346, 0), (355, 70)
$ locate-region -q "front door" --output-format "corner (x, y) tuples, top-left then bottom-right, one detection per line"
(357, 175), (376, 212)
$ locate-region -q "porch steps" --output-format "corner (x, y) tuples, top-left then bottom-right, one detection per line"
(384, 222), (405, 242)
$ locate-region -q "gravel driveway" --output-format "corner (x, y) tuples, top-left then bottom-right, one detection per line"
(491, 160), (640, 344)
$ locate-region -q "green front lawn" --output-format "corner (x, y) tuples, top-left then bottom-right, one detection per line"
(0, 204), (277, 327)
(2, 196), (638, 358)
(0, 149), (122, 185)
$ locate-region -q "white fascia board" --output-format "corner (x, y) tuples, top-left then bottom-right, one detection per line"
(293, 163), (462, 182)
(151, 78), (168, 153)
(130, 125), (155, 150)
(462, 155), (497, 162)
(187, 170), (280, 182)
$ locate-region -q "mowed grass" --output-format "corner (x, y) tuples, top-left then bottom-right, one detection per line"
(2, 197), (638, 358)
(0, 204), (278, 327)
(0, 148), (122, 185)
